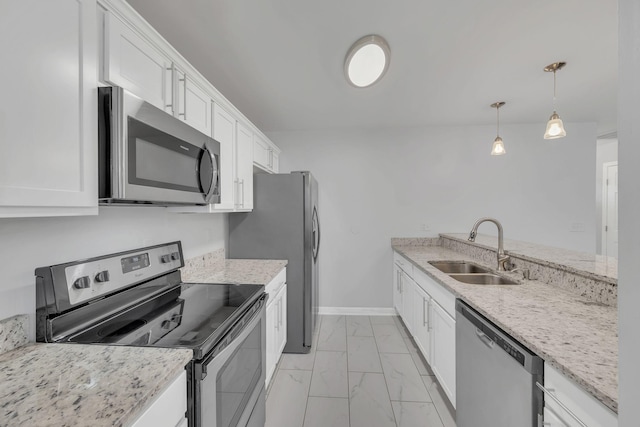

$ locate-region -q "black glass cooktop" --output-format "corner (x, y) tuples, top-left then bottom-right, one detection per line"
(67, 282), (264, 360)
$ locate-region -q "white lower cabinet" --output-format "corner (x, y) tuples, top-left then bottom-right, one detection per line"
(265, 268), (287, 387)
(130, 370), (187, 427)
(430, 300), (456, 405)
(412, 286), (432, 365)
(393, 251), (456, 408)
(542, 363), (617, 427)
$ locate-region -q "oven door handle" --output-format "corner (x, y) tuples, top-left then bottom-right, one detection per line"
(196, 293), (267, 380)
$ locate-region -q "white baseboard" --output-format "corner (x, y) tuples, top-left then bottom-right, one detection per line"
(319, 307), (397, 316)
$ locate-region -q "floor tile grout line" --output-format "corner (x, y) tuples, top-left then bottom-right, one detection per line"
(370, 315), (400, 427)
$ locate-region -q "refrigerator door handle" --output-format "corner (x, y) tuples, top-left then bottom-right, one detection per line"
(312, 206), (320, 261)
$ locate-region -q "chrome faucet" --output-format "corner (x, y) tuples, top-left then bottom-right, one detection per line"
(468, 217), (510, 271)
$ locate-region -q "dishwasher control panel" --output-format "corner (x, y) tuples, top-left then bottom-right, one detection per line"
(495, 336), (525, 366)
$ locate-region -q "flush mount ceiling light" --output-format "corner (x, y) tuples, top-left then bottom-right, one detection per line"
(490, 101), (506, 156)
(344, 35), (390, 88)
(543, 61), (567, 140)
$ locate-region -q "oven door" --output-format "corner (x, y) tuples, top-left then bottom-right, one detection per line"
(193, 295), (266, 427)
(99, 86), (220, 205)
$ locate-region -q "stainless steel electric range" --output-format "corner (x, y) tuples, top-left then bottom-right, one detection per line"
(35, 241), (266, 427)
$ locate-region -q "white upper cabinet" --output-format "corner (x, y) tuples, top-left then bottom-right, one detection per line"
(0, 0), (98, 218)
(212, 102), (236, 211)
(175, 68), (212, 136)
(103, 11), (172, 112)
(236, 122), (254, 211)
(253, 134), (280, 174)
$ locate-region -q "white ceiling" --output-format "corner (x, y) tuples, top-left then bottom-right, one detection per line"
(127, 0), (618, 134)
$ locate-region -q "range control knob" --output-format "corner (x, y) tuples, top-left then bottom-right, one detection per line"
(161, 320), (172, 329)
(170, 252), (180, 261)
(73, 276), (91, 289)
(160, 254), (171, 263)
(95, 270), (110, 283)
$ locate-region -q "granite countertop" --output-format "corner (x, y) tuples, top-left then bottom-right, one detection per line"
(182, 259), (287, 285)
(392, 244), (618, 414)
(442, 233), (618, 282)
(0, 343), (192, 427)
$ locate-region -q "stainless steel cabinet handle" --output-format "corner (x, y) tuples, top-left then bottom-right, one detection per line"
(422, 297), (427, 326)
(239, 179), (245, 208)
(165, 65), (175, 115)
(178, 76), (187, 118)
(536, 382), (589, 427)
(427, 300), (432, 331)
(475, 328), (495, 348)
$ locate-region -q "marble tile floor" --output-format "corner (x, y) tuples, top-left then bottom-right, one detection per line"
(266, 315), (456, 427)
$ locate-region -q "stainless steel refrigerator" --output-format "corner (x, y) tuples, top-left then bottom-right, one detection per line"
(229, 171), (320, 353)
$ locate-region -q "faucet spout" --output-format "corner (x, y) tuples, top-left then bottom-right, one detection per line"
(468, 217), (509, 271)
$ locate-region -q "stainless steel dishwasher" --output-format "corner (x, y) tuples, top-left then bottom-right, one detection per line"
(456, 300), (544, 427)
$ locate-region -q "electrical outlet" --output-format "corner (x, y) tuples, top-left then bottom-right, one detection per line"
(569, 222), (586, 232)
(421, 223), (431, 231)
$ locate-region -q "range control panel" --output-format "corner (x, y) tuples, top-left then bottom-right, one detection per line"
(64, 242), (183, 306)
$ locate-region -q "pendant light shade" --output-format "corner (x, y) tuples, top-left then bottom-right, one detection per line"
(544, 112), (567, 139)
(543, 62), (567, 140)
(490, 101), (506, 156)
(491, 136), (506, 155)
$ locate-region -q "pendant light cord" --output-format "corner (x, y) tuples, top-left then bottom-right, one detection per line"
(553, 70), (557, 112)
(496, 104), (500, 137)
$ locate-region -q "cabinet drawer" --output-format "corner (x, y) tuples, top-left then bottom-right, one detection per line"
(412, 268), (456, 318)
(542, 364), (617, 427)
(393, 252), (413, 275)
(266, 268), (287, 300)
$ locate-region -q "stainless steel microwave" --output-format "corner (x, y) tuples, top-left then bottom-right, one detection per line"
(98, 86), (220, 206)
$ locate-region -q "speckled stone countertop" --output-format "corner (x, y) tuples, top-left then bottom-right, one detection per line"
(182, 259), (287, 285)
(0, 343), (192, 427)
(442, 233), (618, 282)
(392, 244), (618, 414)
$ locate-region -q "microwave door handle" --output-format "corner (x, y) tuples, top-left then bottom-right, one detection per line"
(200, 140), (220, 203)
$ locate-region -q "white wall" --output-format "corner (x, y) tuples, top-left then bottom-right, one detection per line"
(595, 138), (618, 254)
(618, 0), (640, 423)
(0, 207), (227, 337)
(269, 123), (596, 309)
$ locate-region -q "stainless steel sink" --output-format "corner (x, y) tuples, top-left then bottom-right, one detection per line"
(449, 273), (519, 285)
(428, 261), (491, 274)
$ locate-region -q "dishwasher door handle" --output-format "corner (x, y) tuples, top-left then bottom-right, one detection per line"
(475, 328), (495, 349)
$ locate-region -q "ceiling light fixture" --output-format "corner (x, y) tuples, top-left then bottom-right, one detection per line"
(344, 35), (390, 88)
(490, 101), (506, 156)
(543, 61), (567, 139)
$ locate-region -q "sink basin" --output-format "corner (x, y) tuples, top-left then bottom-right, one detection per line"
(449, 273), (519, 285)
(429, 261), (491, 274)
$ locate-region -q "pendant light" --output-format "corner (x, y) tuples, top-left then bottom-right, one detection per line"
(490, 101), (506, 156)
(543, 62), (567, 139)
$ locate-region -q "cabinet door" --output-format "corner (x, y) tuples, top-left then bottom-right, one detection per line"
(212, 103), (236, 210)
(276, 284), (288, 356)
(265, 300), (277, 387)
(393, 264), (403, 315)
(400, 272), (415, 335)
(104, 12), (171, 111)
(236, 122), (254, 211)
(177, 73), (212, 136)
(253, 135), (271, 171)
(271, 149), (280, 173)
(431, 301), (456, 407)
(0, 0), (98, 217)
(413, 286), (432, 365)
